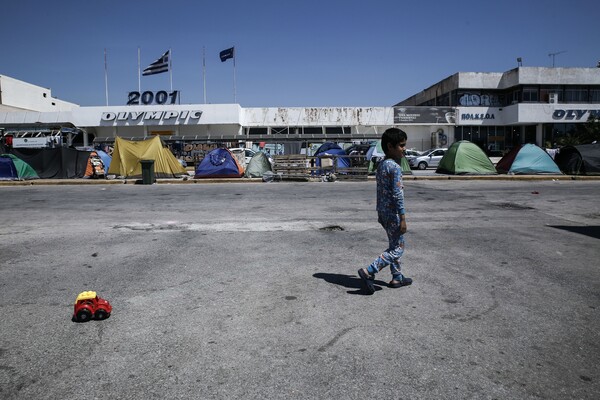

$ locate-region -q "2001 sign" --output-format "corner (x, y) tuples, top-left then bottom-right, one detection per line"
(127, 90), (179, 105)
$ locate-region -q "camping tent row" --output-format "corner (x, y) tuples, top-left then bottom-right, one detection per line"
(433, 141), (587, 175)
(0, 148), (111, 180)
(194, 147), (273, 178)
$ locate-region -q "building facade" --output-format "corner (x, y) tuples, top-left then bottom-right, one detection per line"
(2, 66), (599, 161)
(396, 67), (600, 151)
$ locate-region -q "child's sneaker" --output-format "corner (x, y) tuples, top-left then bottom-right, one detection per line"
(358, 268), (375, 295)
(389, 277), (412, 288)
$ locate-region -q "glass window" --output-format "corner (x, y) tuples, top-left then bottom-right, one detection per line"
(590, 88), (600, 103)
(564, 86), (588, 103)
(522, 87), (539, 102)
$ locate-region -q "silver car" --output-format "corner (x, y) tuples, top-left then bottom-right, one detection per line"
(408, 148), (447, 170)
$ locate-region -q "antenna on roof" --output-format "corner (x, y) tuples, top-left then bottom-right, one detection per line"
(548, 50), (567, 67)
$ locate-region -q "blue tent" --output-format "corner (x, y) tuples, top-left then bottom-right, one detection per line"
(315, 147), (350, 170)
(496, 144), (561, 174)
(315, 142), (342, 155)
(0, 156), (18, 179)
(194, 148), (244, 178)
(0, 154), (39, 180)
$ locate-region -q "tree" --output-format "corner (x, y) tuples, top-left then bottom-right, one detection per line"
(574, 115), (600, 145)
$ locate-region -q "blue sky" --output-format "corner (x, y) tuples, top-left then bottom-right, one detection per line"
(1, 0), (598, 107)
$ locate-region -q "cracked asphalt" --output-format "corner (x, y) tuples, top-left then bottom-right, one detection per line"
(0, 180), (599, 399)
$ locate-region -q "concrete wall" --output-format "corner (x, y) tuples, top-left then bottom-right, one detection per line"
(242, 107), (394, 127)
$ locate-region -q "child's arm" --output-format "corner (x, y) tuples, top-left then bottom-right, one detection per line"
(391, 164), (407, 233)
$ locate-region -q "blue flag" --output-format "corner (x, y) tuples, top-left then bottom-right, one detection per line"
(220, 47), (234, 62)
(143, 50), (170, 76)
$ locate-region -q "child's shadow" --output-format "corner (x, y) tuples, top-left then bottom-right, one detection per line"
(313, 273), (386, 295)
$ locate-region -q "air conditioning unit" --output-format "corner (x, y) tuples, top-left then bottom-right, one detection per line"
(549, 93), (558, 104)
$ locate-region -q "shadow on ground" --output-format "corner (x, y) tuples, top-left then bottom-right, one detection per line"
(549, 225), (600, 240)
(313, 272), (386, 295)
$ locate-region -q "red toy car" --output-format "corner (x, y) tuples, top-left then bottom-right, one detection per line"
(73, 291), (112, 322)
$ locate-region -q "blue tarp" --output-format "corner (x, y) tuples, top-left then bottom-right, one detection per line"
(315, 148), (350, 169)
(194, 148), (243, 178)
(96, 149), (112, 172)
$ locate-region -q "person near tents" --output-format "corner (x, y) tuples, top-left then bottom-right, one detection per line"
(357, 128), (413, 295)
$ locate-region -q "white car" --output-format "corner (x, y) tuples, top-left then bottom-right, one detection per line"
(228, 148), (256, 165)
(408, 148), (447, 170)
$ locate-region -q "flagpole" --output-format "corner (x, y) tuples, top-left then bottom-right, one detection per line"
(169, 48), (173, 92)
(203, 46), (207, 104)
(233, 48), (237, 103)
(137, 47), (141, 92)
(104, 48), (109, 106)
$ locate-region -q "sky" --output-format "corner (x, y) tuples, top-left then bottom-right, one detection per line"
(1, 0), (599, 108)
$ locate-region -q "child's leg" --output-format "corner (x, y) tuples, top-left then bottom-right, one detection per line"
(389, 236), (405, 281)
(367, 214), (403, 275)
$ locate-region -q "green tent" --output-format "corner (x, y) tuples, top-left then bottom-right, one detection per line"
(436, 141), (497, 175)
(0, 154), (39, 180)
(244, 151), (272, 178)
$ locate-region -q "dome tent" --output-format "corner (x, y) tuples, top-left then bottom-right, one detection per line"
(195, 148), (244, 178)
(554, 143), (600, 175)
(496, 144), (561, 174)
(0, 154), (39, 180)
(436, 141), (497, 175)
(244, 151), (272, 178)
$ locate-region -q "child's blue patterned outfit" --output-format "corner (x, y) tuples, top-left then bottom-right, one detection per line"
(366, 158), (406, 281)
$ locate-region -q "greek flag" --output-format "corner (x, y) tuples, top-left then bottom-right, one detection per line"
(142, 50), (170, 76)
(219, 47), (234, 62)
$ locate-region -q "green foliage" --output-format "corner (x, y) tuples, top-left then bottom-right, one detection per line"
(557, 116), (600, 146)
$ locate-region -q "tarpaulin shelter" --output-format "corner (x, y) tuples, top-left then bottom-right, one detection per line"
(9, 147), (91, 178)
(108, 136), (187, 178)
(195, 148), (244, 178)
(367, 140), (412, 175)
(436, 141), (497, 175)
(0, 154), (39, 180)
(366, 140), (385, 161)
(496, 144), (561, 174)
(244, 151), (272, 178)
(554, 143), (600, 175)
(96, 149), (112, 173)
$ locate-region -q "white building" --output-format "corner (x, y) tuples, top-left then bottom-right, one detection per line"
(2, 66), (599, 160)
(397, 67), (600, 151)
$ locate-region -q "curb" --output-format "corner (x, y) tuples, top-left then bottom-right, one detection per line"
(2, 174), (600, 186)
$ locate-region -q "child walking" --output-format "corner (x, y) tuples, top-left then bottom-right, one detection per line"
(358, 128), (413, 295)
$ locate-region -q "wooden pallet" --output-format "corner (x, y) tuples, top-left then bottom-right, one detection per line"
(273, 155), (312, 180)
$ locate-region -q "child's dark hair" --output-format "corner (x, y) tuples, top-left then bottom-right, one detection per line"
(381, 128), (407, 156)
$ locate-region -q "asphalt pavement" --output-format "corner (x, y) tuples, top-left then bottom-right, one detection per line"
(0, 180), (599, 399)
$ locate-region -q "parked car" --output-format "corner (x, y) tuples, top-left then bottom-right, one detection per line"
(408, 148), (447, 170)
(404, 149), (422, 157)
